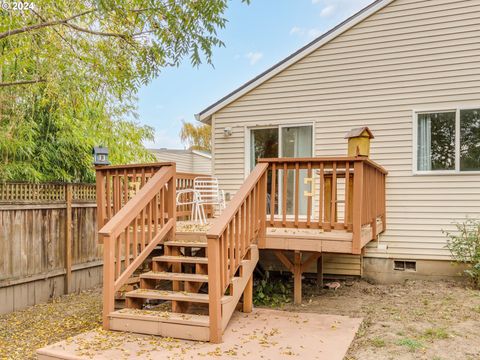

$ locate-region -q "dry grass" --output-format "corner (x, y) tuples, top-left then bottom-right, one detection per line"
(1, 279), (479, 360)
(282, 279), (480, 360)
(0, 289), (102, 360)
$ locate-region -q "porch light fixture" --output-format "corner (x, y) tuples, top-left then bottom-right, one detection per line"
(223, 127), (232, 137)
(92, 146), (110, 166)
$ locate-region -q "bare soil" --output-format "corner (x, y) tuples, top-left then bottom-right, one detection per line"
(281, 278), (480, 360)
(1, 279), (479, 359)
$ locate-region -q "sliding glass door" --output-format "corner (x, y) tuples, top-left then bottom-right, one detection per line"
(250, 125), (313, 216)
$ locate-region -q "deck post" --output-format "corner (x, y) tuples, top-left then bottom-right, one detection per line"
(166, 165), (177, 241)
(243, 273), (253, 313)
(258, 172), (267, 248)
(95, 168), (106, 242)
(207, 237), (222, 343)
(316, 255), (323, 289)
(102, 234), (115, 329)
(293, 251), (302, 305)
(352, 160), (364, 254)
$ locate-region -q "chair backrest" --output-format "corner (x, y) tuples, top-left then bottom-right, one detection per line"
(194, 177), (221, 204)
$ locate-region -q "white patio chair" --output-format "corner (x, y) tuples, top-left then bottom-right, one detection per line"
(176, 189), (206, 224)
(193, 177), (226, 218)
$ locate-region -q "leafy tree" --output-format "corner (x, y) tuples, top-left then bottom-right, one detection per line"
(0, 0), (246, 182)
(180, 120), (211, 152)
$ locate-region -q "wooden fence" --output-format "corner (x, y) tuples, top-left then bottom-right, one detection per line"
(0, 182), (100, 314)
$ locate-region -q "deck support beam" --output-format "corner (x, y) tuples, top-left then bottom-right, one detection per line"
(293, 251), (302, 305)
(317, 255), (324, 289)
(274, 250), (322, 305)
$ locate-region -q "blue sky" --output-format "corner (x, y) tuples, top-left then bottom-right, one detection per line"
(139, 0), (373, 149)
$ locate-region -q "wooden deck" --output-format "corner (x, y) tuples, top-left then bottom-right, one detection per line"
(95, 157), (387, 343)
(175, 218), (384, 253)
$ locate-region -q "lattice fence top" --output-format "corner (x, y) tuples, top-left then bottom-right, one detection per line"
(72, 184), (96, 202)
(0, 183), (96, 203)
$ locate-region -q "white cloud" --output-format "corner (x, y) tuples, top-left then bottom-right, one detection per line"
(320, 5), (335, 17)
(245, 52), (263, 65)
(289, 26), (305, 35)
(311, 0), (321, 3)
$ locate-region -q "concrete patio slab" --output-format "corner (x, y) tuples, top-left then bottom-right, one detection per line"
(37, 309), (362, 360)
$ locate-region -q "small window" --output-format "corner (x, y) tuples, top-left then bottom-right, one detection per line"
(416, 109), (480, 172)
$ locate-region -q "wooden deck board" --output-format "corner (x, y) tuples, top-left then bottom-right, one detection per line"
(175, 218), (384, 254)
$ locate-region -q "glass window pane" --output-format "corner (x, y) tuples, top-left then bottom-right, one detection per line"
(281, 126), (313, 216)
(250, 128), (278, 171)
(417, 112), (456, 171)
(460, 109), (480, 171)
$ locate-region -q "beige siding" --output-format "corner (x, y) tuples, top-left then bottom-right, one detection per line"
(152, 151), (211, 175)
(192, 154), (212, 175)
(212, 0), (480, 264)
(153, 151), (193, 173)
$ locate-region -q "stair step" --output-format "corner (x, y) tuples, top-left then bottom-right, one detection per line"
(164, 240), (207, 248)
(125, 289), (232, 304)
(110, 309), (209, 327)
(153, 255), (208, 264)
(140, 271), (208, 282)
(109, 309), (210, 341)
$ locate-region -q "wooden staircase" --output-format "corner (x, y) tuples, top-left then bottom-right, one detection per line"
(95, 162), (266, 343)
(108, 234), (258, 341)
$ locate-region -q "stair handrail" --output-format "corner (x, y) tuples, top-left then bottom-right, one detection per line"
(99, 164), (177, 329)
(206, 162), (269, 343)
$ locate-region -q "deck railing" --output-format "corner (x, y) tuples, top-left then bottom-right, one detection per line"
(96, 164), (176, 328)
(95, 165), (212, 238)
(259, 157), (387, 253)
(206, 162), (268, 342)
(95, 163), (172, 236)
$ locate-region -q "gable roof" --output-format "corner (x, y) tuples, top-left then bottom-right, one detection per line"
(196, 0), (394, 124)
(344, 127), (375, 139)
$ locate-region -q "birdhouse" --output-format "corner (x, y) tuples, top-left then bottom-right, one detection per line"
(92, 146), (110, 166)
(344, 127), (374, 157)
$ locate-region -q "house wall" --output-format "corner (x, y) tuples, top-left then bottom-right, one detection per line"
(192, 154), (213, 175)
(212, 0), (480, 274)
(153, 151), (211, 175)
(153, 151), (194, 173)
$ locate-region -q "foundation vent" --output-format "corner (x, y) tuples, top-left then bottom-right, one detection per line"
(393, 260), (417, 272)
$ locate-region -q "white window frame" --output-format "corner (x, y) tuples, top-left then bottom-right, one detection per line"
(412, 106), (480, 175)
(244, 122), (315, 178)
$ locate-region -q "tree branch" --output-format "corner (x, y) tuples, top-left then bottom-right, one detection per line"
(0, 10), (94, 40)
(0, 79), (46, 87)
(63, 22), (128, 39)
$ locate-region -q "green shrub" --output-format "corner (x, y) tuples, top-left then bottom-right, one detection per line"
(444, 218), (480, 288)
(253, 272), (291, 307)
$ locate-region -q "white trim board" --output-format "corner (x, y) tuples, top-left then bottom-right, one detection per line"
(412, 106), (480, 175)
(195, 0), (395, 124)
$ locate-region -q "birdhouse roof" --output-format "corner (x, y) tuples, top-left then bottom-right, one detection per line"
(344, 127), (374, 139)
(92, 146), (109, 154)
